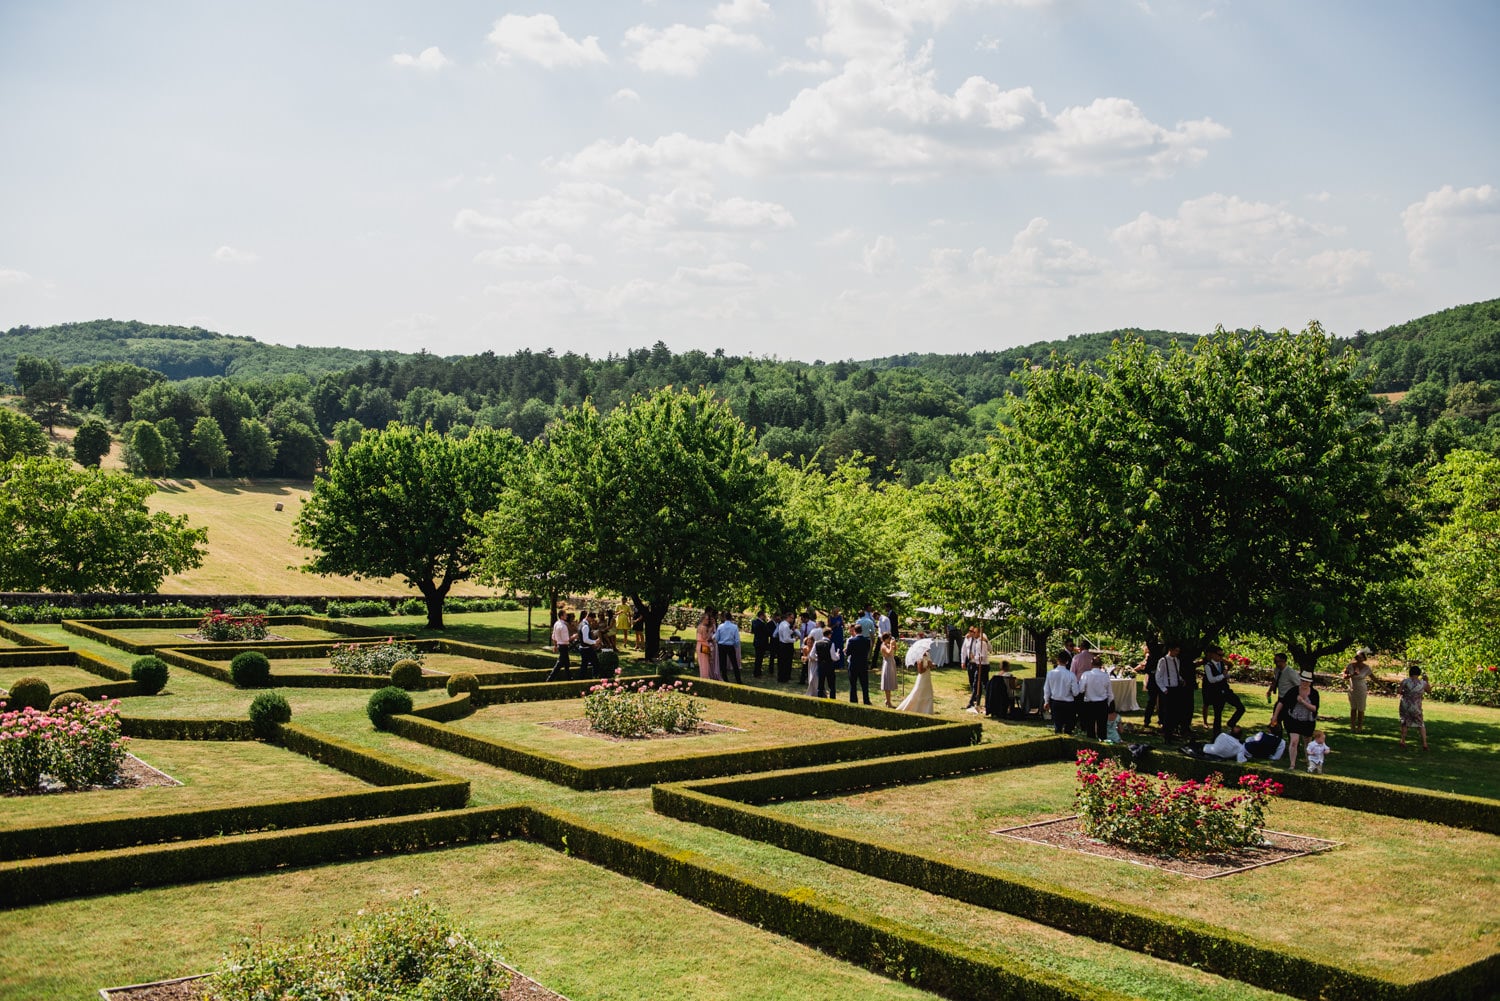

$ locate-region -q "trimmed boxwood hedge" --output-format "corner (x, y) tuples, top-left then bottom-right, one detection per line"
(156, 642), (544, 691)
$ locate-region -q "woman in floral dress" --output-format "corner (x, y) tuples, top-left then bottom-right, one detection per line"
(696, 607), (722, 681)
(1398, 665), (1432, 750)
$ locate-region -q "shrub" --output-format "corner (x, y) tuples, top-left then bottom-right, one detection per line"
(582, 674), (702, 738)
(367, 686), (414, 730)
(48, 692), (89, 710)
(6, 677), (50, 710)
(326, 599), (395, 618)
(446, 672), (480, 697)
(1073, 748), (1282, 858)
(0, 700), (127, 792)
(265, 602), (317, 616)
(248, 691), (292, 738)
(398, 597), (426, 616)
(203, 900), (510, 1001)
(197, 609), (269, 642)
(330, 639), (425, 676)
(229, 651), (272, 688)
(131, 655), (170, 694)
(390, 659), (424, 690)
(599, 648), (620, 673)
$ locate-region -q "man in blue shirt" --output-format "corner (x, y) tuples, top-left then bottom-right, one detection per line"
(715, 611), (742, 683)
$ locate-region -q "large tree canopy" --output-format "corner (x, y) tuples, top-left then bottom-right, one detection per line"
(0, 455), (207, 592)
(483, 387), (786, 658)
(294, 425), (520, 628)
(0, 409), (48, 463)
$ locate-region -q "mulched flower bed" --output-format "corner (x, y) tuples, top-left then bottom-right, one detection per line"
(100, 965), (568, 1000)
(539, 718), (744, 742)
(174, 633), (296, 643)
(992, 814), (1339, 878)
(3, 753), (180, 798)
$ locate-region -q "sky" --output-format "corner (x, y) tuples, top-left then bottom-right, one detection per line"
(1, 1), (1497, 362)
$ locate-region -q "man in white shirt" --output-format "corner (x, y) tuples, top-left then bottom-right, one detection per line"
(547, 611), (574, 681)
(1199, 725), (1249, 762)
(715, 611), (742, 684)
(773, 612), (797, 683)
(1044, 658), (1081, 734)
(962, 626), (992, 713)
(1079, 661), (1113, 739)
(1154, 643), (1188, 742)
(578, 612), (601, 678)
(878, 608), (892, 638)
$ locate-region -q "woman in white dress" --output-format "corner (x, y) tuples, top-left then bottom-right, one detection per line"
(804, 621), (824, 697)
(897, 652), (935, 713)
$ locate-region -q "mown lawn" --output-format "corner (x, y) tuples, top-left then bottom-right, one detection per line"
(0, 663), (117, 694)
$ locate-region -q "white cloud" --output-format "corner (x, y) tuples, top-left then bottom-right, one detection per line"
(212, 245), (258, 264)
(770, 57), (836, 76)
(0, 268), (34, 285)
(473, 243), (594, 268)
(1031, 98), (1229, 176)
(861, 235), (899, 274)
(915, 218), (1100, 292)
(624, 22), (763, 76)
(391, 46), (450, 71)
(1401, 184), (1500, 267)
(488, 14), (607, 69)
(610, 88), (641, 104)
(673, 261), (758, 285)
(713, 0), (771, 25)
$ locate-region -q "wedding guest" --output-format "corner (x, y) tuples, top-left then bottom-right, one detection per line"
(579, 611), (602, 679)
(846, 623), (873, 705)
(715, 610), (742, 683)
(857, 607), (877, 640)
(1201, 645), (1245, 735)
(1070, 638), (1095, 680)
(1305, 730), (1330, 773)
(987, 660), (1017, 719)
(1266, 652), (1297, 703)
(810, 624), (836, 698)
(1079, 658), (1113, 739)
(1269, 670), (1320, 770)
(1398, 665), (1432, 751)
(898, 652), (935, 713)
(773, 612), (796, 683)
(696, 607), (721, 681)
(547, 611), (574, 681)
(1154, 643), (1190, 743)
(750, 610), (772, 676)
(827, 608), (845, 652)
(1044, 656), (1081, 734)
(631, 605), (645, 652)
(801, 618), (825, 689)
(962, 625), (991, 713)
(879, 631), (899, 707)
(1342, 648), (1375, 732)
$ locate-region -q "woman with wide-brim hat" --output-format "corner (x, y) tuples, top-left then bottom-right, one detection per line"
(1270, 669), (1320, 771)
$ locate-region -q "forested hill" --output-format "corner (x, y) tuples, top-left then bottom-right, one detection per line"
(1351, 298), (1500, 393)
(0, 319), (409, 380)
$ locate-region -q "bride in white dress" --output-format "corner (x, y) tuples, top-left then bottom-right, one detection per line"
(897, 652), (935, 713)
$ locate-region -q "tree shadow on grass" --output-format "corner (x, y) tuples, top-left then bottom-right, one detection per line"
(152, 477), (307, 497)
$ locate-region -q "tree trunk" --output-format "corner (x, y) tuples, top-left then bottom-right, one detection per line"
(418, 578), (450, 630)
(1028, 626), (1052, 678)
(641, 600), (667, 661)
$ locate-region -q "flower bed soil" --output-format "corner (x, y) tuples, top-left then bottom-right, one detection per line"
(100, 965), (568, 1000)
(174, 633), (295, 643)
(539, 717), (744, 742)
(992, 814), (1339, 878)
(3, 753), (180, 798)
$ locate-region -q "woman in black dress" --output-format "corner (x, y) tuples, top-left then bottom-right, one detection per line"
(1269, 670), (1320, 771)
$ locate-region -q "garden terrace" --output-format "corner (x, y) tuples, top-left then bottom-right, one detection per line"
(0, 622), (68, 656)
(61, 615), (373, 655)
(389, 677), (981, 789)
(652, 738), (1500, 1001)
(154, 640), (551, 689)
(0, 649), (137, 700)
(0, 719), (467, 862)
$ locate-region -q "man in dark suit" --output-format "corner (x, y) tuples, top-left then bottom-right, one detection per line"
(845, 623), (873, 705)
(749, 609), (771, 676)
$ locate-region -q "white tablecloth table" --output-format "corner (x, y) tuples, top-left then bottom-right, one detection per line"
(926, 642), (949, 667)
(1111, 678), (1142, 712)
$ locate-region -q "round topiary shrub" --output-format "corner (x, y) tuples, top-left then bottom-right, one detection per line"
(49, 691), (89, 710)
(7, 677), (50, 710)
(390, 659), (424, 691)
(599, 649), (620, 674)
(248, 691), (292, 738)
(131, 655), (170, 695)
(229, 651), (272, 688)
(367, 686), (413, 730)
(445, 672), (480, 698)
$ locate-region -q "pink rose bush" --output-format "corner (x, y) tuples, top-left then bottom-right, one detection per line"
(583, 671), (702, 738)
(1074, 748), (1281, 858)
(0, 699), (127, 794)
(197, 610), (269, 642)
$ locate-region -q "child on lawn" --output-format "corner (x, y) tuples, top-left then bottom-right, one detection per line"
(1305, 730), (1330, 773)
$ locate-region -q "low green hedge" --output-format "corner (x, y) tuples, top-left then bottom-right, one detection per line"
(121, 717), (257, 741)
(0, 647), (76, 668)
(408, 693), (475, 723)
(0, 621), (67, 650)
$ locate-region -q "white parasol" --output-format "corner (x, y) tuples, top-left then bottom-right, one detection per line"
(904, 637), (934, 667)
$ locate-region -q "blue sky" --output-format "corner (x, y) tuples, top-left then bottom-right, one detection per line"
(1, 1), (1496, 361)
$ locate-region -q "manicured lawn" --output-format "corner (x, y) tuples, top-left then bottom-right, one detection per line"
(207, 650), (536, 677)
(762, 761), (1500, 977)
(90, 623), (350, 647)
(0, 738), (375, 834)
(447, 695), (883, 766)
(0, 663), (115, 694)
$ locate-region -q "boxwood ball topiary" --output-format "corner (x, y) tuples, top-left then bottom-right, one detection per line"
(7, 677), (51, 710)
(248, 691), (292, 738)
(131, 655), (170, 695)
(48, 691), (89, 710)
(445, 672), (480, 697)
(367, 686), (414, 730)
(390, 659), (424, 691)
(229, 651), (272, 688)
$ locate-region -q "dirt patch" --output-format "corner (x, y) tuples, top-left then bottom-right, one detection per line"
(101, 965), (568, 1000)
(173, 633), (297, 643)
(2, 753), (181, 798)
(992, 815), (1339, 878)
(306, 665), (444, 677)
(539, 718), (745, 742)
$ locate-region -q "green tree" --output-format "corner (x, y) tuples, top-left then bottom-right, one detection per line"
(1411, 449), (1500, 677)
(483, 388), (787, 658)
(0, 455), (207, 591)
(72, 417), (113, 467)
(331, 418), (364, 450)
(24, 379), (67, 433)
(295, 425), (521, 628)
(237, 418), (277, 477)
(191, 416), (231, 477)
(0, 409), (48, 462)
(127, 421), (171, 478)
(272, 420), (323, 479)
(13, 355), (62, 394)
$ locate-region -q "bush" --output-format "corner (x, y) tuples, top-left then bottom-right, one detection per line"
(446, 672), (480, 697)
(197, 609), (269, 642)
(5, 677), (50, 710)
(398, 597), (426, 617)
(330, 639), (425, 676)
(390, 659), (424, 690)
(49, 691), (89, 710)
(599, 648), (620, 673)
(248, 691), (292, 738)
(1073, 748), (1282, 858)
(203, 901), (511, 1001)
(0, 700), (127, 793)
(582, 675), (702, 738)
(367, 686), (414, 730)
(131, 655), (170, 695)
(229, 651), (272, 688)
(326, 599), (395, 618)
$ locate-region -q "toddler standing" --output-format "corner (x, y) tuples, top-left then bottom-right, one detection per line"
(1305, 730), (1330, 773)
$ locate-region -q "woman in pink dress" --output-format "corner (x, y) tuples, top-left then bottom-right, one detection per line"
(696, 607), (722, 680)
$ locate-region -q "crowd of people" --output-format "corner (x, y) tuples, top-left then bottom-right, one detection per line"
(542, 605), (1436, 771)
